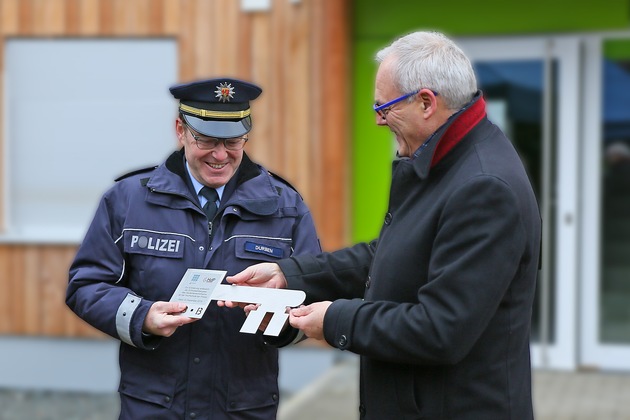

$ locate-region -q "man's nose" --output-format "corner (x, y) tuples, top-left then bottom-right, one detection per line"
(210, 141), (229, 157)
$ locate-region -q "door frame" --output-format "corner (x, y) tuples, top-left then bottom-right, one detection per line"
(580, 32), (630, 370)
(457, 35), (581, 370)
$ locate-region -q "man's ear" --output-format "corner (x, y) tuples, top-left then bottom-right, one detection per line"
(176, 119), (186, 145)
(420, 92), (432, 109)
(418, 90), (438, 118)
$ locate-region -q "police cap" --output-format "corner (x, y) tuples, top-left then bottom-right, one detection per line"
(170, 78), (262, 139)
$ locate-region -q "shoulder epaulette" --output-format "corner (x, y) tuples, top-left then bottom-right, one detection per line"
(267, 170), (303, 199)
(114, 165), (158, 182)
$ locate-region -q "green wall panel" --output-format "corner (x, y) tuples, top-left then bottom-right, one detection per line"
(351, 41), (393, 243)
(353, 0), (630, 38)
(605, 38), (630, 59)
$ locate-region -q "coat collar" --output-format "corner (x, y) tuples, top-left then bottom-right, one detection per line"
(405, 91), (486, 180)
(148, 150), (279, 215)
(162, 149), (261, 187)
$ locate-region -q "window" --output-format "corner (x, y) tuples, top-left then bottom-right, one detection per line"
(3, 39), (177, 242)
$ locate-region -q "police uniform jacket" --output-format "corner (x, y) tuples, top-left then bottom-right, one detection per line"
(67, 149), (321, 420)
(277, 92), (541, 419)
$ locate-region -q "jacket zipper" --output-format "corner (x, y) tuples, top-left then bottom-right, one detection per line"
(149, 187), (214, 237)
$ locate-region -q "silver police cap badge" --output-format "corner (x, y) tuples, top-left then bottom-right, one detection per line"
(215, 82), (235, 103)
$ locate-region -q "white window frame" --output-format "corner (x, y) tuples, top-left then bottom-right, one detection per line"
(580, 31), (630, 370)
(457, 35), (581, 370)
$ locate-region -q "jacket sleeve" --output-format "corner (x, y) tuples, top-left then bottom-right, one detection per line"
(322, 176), (530, 364)
(263, 197), (325, 347)
(268, 241), (374, 347)
(66, 188), (158, 350)
(279, 240), (375, 304)
(289, 202), (322, 257)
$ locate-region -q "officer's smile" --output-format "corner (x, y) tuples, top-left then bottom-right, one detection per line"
(206, 162), (227, 170)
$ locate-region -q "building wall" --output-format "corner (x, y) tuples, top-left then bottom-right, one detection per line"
(350, 0), (630, 242)
(0, 0), (350, 338)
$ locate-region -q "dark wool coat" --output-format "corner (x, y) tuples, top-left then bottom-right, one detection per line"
(278, 94), (541, 419)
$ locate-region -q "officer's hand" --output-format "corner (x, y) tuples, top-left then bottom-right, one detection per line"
(142, 301), (198, 337)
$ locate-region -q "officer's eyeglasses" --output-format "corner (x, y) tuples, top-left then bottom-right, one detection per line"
(373, 89), (438, 119)
(183, 121), (248, 151)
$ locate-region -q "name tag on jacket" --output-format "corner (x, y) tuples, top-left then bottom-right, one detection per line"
(244, 240), (284, 258)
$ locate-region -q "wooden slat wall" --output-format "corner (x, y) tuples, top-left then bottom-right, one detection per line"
(0, 0), (350, 338)
(0, 244), (101, 337)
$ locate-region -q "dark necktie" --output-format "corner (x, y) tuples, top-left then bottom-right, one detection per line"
(200, 187), (219, 221)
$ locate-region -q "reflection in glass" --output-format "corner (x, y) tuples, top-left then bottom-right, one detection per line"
(600, 52), (630, 344)
(474, 60), (556, 345)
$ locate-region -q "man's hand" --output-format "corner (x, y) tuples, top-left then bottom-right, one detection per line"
(142, 301), (198, 337)
(288, 301), (332, 341)
(218, 263), (287, 309)
(227, 262), (288, 288)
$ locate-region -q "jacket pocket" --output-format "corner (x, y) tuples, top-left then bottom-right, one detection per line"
(226, 372), (279, 413)
(233, 236), (292, 262)
(118, 361), (177, 409)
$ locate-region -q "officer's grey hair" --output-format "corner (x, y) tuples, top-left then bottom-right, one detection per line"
(376, 31), (477, 110)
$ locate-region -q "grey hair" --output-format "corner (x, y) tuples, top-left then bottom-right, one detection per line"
(376, 31), (477, 110)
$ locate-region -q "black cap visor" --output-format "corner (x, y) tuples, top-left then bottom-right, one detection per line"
(183, 114), (252, 139)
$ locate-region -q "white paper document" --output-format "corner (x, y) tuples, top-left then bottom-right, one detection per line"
(171, 268), (306, 336)
(170, 269), (227, 319)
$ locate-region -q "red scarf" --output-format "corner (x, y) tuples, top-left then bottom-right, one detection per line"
(431, 96), (486, 168)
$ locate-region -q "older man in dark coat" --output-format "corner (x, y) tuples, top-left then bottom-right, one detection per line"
(226, 31), (541, 420)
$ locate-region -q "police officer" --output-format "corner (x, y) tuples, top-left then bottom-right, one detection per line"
(66, 78), (321, 419)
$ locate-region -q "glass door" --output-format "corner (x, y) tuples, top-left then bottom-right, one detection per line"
(457, 37), (581, 369)
(581, 35), (630, 370)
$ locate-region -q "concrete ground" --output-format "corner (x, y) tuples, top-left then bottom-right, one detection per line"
(0, 389), (118, 420)
(2, 359), (630, 419)
(278, 358), (630, 420)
